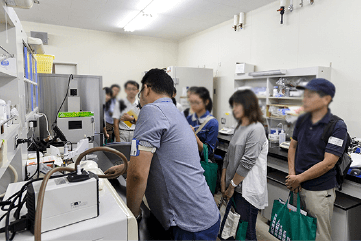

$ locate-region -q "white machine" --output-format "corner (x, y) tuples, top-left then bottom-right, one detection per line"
(26, 172), (99, 233)
(0, 163), (138, 240)
(56, 79), (95, 144)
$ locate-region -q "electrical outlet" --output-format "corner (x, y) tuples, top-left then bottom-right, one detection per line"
(221, 118), (226, 124)
(14, 134), (18, 150)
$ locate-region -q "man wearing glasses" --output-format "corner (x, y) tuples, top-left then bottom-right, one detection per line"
(105, 69), (220, 240)
(113, 80), (140, 142)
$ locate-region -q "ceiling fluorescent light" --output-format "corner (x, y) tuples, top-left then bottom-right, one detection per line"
(123, 0), (184, 32)
(124, 12), (153, 32)
(249, 69), (287, 76)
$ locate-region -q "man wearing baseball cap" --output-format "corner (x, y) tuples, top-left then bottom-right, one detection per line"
(286, 78), (348, 240)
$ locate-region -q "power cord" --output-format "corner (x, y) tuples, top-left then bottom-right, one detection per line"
(53, 74), (73, 125)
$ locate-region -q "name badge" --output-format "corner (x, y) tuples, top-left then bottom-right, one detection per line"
(130, 139), (140, 156)
(328, 136), (344, 147)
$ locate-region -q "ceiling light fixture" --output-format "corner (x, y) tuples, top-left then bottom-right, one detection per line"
(122, 0), (183, 32)
(123, 0), (155, 32)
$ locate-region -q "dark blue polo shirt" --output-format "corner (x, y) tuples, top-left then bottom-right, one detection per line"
(293, 110), (347, 191)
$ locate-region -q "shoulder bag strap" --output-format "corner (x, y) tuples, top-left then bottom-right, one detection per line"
(195, 115), (215, 135)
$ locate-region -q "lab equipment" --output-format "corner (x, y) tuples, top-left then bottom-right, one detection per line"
(278, 123), (286, 146)
(273, 86), (278, 97)
(0, 146), (132, 240)
(37, 74), (103, 142)
(27, 171), (99, 233)
(63, 138), (89, 160)
(57, 114), (95, 144)
(279, 141), (290, 150)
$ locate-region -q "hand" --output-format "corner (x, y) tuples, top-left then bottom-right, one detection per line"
(224, 185), (235, 200)
(104, 164), (125, 178)
(220, 174), (226, 198)
(105, 133), (109, 139)
(285, 174), (302, 192)
(120, 113), (134, 122)
(293, 186), (302, 194)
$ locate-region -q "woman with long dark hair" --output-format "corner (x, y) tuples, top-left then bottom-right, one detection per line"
(187, 87), (219, 162)
(221, 89), (268, 240)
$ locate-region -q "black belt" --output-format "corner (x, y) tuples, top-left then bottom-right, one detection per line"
(119, 129), (134, 132)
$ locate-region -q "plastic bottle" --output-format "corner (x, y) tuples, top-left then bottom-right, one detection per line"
(279, 129), (286, 145)
(273, 86), (278, 97)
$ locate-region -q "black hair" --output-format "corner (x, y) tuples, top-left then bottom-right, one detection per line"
(173, 86), (177, 95)
(103, 87), (113, 111)
(110, 84), (120, 91)
(141, 69), (174, 97)
(193, 87), (213, 112)
(119, 100), (127, 113)
(124, 80), (139, 90)
(188, 86), (198, 94)
(229, 89), (264, 126)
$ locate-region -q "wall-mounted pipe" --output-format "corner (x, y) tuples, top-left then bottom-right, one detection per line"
(288, 0), (293, 12)
(233, 14), (239, 31)
(238, 12), (245, 29)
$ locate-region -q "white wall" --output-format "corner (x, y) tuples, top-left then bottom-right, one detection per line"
(178, 0), (361, 137)
(22, 21), (178, 100)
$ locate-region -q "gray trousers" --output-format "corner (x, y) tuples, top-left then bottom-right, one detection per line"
(118, 129), (134, 142)
(299, 187), (336, 241)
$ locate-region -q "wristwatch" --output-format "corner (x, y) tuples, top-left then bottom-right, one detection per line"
(130, 116), (136, 124)
(230, 179), (238, 188)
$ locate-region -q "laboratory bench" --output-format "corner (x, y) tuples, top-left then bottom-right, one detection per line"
(217, 133), (361, 240)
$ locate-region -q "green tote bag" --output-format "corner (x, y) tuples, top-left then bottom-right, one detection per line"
(269, 191), (317, 241)
(200, 144), (218, 195)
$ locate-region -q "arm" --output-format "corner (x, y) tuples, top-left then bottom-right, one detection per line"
(224, 173), (245, 200)
(288, 139), (298, 175)
(286, 153), (339, 191)
(113, 118), (120, 142)
(224, 127), (263, 199)
(103, 126), (109, 139)
(195, 135), (204, 152)
(126, 150), (153, 217)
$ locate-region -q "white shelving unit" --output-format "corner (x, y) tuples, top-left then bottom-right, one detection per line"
(0, 2), (34, 192)
(235, 66), (331, 139)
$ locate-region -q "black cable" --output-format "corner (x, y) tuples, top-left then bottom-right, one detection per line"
(54, 74), (73, 125)
(36, 149), (40, 179)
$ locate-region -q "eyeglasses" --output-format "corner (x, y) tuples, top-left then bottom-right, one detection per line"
(126, 88), (139, 91)
(138, 84), (151, 99)
(189, 101), (202, 106)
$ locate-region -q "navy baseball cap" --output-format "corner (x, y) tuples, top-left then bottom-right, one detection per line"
(297, 78), (335, 98)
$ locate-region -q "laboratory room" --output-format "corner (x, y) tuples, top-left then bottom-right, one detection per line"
(1, 0), (361, 240)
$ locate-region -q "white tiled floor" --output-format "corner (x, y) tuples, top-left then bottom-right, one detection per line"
(214, 193), (278, 241)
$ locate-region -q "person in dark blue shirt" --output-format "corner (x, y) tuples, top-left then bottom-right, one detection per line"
(187, 87), (219, 162)
(286, 78), (347, 241)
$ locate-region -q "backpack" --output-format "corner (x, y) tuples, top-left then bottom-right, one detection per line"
(296, 113), (352, 190)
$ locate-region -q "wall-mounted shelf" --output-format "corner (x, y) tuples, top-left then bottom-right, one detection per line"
(0, 4), (15, 27)
(268, 97), (303, 100)
(235, 66), (331, 139)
